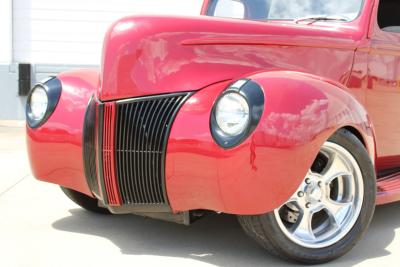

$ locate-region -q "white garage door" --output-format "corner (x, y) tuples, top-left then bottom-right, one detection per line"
(12, 0), (204, 65)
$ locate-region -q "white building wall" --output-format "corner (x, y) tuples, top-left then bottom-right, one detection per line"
(13, 0), (204, 65)
(0, 0), (24, 120)
(0, 0), (204, 120)
(0, 0), (12, 63)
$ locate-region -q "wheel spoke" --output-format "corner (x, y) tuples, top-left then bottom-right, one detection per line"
(322, 152), (352, 184)
(323, 199), (353, 227)
(290, 195), (307, 208)
(336, 175), (345, 200)
(287, 194), (300, 204)
(274, 141), (365, 249)
(307, 170), (323, 180)
(292, 209), (316, 241)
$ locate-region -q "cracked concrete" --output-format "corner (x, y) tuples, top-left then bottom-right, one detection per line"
(0, 125), (399, 267)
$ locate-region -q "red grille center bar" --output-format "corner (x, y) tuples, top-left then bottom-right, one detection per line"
(102, 102), (122, 206)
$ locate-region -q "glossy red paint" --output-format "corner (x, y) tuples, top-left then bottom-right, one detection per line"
(166, 71), (375, 214)
(99, 8), (371, 102)
(102, 102), (122, 205)
(26, 0), (400, 214)
(26, 69), (99, 196)
(377, 172), (400, 205)
(345, 1), (400, 172)
(365, 5), (400, 163)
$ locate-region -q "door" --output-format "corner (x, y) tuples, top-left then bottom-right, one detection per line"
(367, 0), (400, 171)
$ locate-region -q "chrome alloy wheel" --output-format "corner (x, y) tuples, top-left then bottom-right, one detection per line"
(274, 141), (364, 249)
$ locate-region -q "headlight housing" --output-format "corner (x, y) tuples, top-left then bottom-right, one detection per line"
(26, 77), (62, 128)
(211, 79), (264, 148)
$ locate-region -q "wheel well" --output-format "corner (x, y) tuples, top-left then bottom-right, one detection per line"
(341, 126), (366, 147)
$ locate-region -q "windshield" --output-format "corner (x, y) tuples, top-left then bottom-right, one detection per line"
(207, 0), (364, 22)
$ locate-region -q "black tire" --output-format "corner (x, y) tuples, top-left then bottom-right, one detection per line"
(61, 186), (111, 214)
(238, 129), (376, 264)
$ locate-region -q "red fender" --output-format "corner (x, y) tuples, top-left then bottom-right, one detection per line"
(166, 71), (376, 215)
(26, 69), (100, 196)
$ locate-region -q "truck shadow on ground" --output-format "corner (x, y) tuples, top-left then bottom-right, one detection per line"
(52, 202), (400, 267)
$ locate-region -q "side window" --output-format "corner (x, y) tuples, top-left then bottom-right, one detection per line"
(378, 0), (400, 33)
(207, 0), (269, 20)
(212, 0), (245, 19)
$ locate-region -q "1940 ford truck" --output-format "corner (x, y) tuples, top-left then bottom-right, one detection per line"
(26, 0), (400, 263)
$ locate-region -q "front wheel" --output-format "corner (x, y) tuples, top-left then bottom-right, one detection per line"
(238, 129), (376, 264)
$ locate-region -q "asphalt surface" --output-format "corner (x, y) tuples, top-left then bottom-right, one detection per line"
(0, 125), (399, 267)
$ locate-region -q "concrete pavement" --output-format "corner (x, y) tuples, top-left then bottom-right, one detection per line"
(0, 125), (399, 267)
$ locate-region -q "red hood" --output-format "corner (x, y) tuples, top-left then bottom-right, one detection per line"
(99, 15), (366, 101)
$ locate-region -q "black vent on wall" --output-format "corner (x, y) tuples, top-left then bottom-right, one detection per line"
(18, 63), (31, 96)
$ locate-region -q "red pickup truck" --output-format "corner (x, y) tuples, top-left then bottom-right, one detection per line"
(25, 0), (400, 263)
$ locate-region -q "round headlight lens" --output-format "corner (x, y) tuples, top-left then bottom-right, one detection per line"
(29, 86), (48, 121)
(215, 92), (250, 136)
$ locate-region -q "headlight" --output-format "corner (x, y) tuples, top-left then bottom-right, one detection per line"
(211, 79), (265, 148)
(29, 86), (48, 121)
(215, 92), (250, 136)
(26, 77), (62, 128)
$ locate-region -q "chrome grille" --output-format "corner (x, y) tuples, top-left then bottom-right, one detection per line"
(114, 93), (190, 205)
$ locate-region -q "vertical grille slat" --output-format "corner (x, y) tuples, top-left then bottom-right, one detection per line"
(104, 106), (112, 201)
(126, 104), (135, 203)
(135, 102), (146, 203)
(125, 103), (135, 203)
(151, 98), (173, 202)
(102, 103), (121, 206)
(142, 100), (153, 203)
(113, 93), (190, 205)
(146, 99), (162, 203)
(148, 99), (166, 202)
(117, 104), (128, 202)
(141, 101), (153, 203)
(156, 98), (176, 199)
(130, 102), (140, 203)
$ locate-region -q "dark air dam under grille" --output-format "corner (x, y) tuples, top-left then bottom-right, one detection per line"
(114, 93), (190, 205)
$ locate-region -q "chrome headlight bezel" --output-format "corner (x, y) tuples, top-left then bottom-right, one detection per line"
(26, 77), (62, 128)
(28, 86), (48, 122)
(215, 91), (250, 136)
(211, 79), (265, 149)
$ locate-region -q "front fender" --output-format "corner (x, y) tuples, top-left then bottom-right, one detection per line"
(166, 71), (375, 215)
(26, 69), (100, 196)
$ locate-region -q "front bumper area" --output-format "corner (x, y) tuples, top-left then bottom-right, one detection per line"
(29, 75), (331, 216)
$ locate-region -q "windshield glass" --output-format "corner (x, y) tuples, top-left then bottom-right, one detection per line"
(208, 0), (364, 22)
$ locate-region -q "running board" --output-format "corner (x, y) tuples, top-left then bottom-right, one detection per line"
(376, 172), (400, 205)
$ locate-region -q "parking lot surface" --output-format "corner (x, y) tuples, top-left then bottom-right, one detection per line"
(0, 125), (399, 267)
